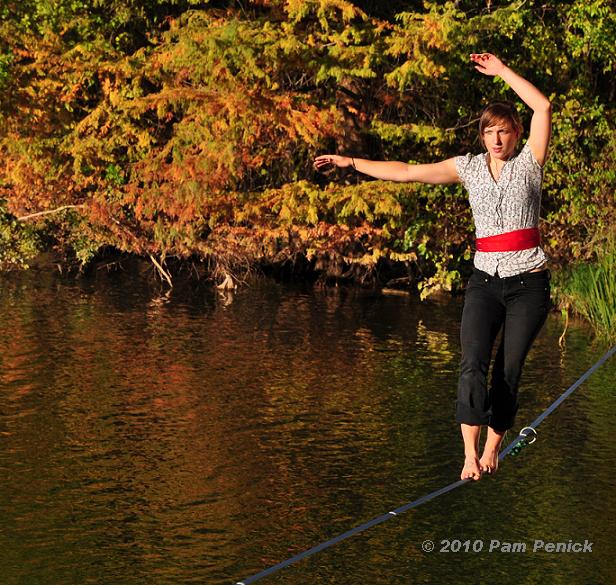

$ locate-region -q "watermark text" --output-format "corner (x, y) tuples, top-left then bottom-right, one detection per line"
(421, 538), (593, 554)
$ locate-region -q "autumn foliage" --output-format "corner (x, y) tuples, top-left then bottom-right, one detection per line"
(0, 0), (614, 293)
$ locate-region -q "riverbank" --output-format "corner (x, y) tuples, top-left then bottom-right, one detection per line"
(14, 245), (615, 343)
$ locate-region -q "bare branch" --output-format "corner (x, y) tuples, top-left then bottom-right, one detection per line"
(444, 117), (480, 133)
(149, 254), (173, 288)
(17, 204), (85, 221)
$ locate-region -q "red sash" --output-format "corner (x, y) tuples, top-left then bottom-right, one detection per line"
(476, 227), (540, 252)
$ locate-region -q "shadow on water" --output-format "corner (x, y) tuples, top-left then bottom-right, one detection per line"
(0, 264), (614, 585)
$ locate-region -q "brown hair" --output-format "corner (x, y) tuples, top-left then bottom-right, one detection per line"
(478, 101), (523, 147)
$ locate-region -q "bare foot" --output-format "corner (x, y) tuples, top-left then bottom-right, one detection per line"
(479, 449), (499, 475)
(461, 456), (482, 481)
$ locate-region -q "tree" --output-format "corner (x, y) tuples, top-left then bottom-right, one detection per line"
(0, 0), (613, 293)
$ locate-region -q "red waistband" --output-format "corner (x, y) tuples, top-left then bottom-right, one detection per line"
(476, 227), (541, 252)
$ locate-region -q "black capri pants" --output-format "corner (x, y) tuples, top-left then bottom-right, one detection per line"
(456, 268), (551, 432)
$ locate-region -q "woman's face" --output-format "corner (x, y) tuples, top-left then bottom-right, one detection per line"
(482, 121), (519, 161)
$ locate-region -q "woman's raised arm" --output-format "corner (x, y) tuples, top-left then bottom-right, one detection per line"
(471, 53), (552, 166)
(313, 155), (459, 185)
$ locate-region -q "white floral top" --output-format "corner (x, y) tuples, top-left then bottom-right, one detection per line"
(455, 142), (548, 277)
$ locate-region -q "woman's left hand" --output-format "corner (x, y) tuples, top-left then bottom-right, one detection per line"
(470, 53), (506, 76)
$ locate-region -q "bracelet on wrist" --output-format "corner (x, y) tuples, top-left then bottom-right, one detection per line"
(351, 157), (357, 170)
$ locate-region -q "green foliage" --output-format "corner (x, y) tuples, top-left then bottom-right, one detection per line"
(0, 0), (613, 313)
(0, 51), (11, 88)
(565, 0), (616, 72)
(552, 238), (616, 341)
(0, 202), (41, 269)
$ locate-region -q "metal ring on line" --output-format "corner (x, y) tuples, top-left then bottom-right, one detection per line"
(519, 426), (538, 444)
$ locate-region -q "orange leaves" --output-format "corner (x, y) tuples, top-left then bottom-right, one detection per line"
(422, 15), (449, 51)
(0, 1), (454, 277)
(218, 179), (424, 282)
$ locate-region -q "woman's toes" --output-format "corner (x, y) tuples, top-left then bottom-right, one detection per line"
(479, 452), (499, 476)
(461, 457), (482, 481)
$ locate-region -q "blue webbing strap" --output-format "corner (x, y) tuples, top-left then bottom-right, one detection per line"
(236, 344), (616, 585)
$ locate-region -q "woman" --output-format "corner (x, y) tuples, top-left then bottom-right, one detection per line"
(314, 53), (552, 481)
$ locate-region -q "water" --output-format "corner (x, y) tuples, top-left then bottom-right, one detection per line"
(0, 263), (614, 585)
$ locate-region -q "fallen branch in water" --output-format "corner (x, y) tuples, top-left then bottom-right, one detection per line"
(216, 272), (237, 290)
(149, 253), (173, 288)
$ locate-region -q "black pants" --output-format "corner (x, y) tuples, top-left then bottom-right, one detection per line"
(456, 268), (551, 432)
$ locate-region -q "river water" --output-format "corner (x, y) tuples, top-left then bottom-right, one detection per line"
(0, 263), (614, 585)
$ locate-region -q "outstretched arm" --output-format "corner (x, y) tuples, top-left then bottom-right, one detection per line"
(313, 155), (459, 185)
(471, 53), (552, 166)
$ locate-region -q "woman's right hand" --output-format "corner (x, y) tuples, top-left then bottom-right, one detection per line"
(313, 154), (353, 171)
(470, 53), (506, 77)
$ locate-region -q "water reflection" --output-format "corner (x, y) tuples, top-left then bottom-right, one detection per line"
(0, 265), (614, 585)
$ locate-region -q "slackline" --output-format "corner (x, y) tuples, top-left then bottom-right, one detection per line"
(236, 344), (616, 585)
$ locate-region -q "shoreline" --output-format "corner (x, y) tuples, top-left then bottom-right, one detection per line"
(5, 249), (613, 342)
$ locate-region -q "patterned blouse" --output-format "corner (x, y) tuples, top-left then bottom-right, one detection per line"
(455, 142), (548, 277)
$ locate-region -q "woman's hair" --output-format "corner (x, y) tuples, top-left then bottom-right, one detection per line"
(478, 101), (523, 146)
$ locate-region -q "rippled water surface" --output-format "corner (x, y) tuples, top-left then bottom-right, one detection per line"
(0, 265), (614, 585)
